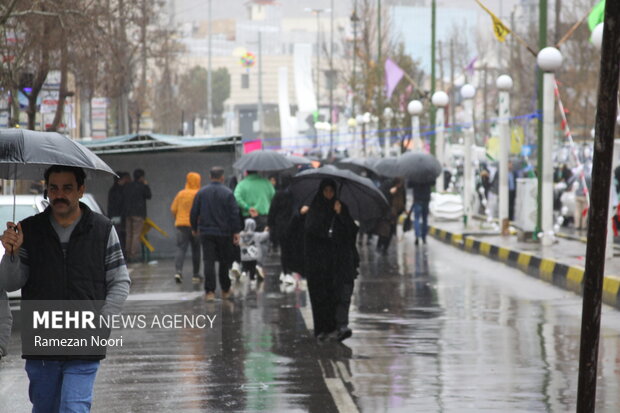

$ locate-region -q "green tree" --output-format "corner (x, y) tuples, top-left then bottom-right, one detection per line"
(179, 66), (230, 129)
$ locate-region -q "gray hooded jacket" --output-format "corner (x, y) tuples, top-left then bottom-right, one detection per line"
(240, 218), (269, 262)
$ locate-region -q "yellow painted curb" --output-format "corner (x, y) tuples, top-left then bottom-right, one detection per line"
(498, 247), (510, 262)
(517, 253), (531, 271)
(539, 259), (556, 282)
(603, 275), (620, 296)
(452, 234), (463, 246)
(567, 267), (584, 286)
(480, 242), (491, 256)
(464, 237), (475, 251)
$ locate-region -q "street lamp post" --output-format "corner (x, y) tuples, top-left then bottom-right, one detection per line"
(432, 91), (449, 192)
(407, 100), (423, 152)
(536, 47), (563, 246)
(348, 117), (358, 157)
(383, 107), (394, 157)
(461, 84), (476, 228)
(362, 112), (371, 156)
(497, 75), (513, 236)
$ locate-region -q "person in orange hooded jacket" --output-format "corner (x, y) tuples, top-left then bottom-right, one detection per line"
(171, 172), (202, 283)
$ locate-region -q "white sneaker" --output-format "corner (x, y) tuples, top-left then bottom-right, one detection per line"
(283, 273), (296, 285)
(230, 261), (241, 279)
(298, 278), (308, 290)
(256, 265), (265, 280)
(279, 272), (286, 283)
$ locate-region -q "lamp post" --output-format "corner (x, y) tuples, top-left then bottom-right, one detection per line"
(348, 117), (358, 157)
(432, 91), (449, 191)
(383, 107), (394, 157)
(593, 23), (615, 261)
(536, 47), (563, 246)
(460, 84), (476, 227)
(497, 75), (513, 235)
(305, 8), (331, 123)
(361, 112), (371, 156)
(407, 100), (423, 152)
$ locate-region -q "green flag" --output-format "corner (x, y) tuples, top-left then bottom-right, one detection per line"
(588, 0), (605, 31)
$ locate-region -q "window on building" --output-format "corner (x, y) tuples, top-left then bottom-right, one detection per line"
(241, 73), (250, 89)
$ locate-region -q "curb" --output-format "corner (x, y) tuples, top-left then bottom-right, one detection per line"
(429, 226), (620, 309)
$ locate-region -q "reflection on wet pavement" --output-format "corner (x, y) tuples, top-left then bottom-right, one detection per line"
(1, 234), (620, 412)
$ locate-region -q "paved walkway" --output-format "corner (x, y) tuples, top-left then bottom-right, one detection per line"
(428, 219), (620, 309)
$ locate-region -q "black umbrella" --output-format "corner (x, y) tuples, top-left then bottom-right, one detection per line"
(286, 154), (313, 166)
(233, 150), (294, 171)
(374, 157), (401, 178)
(336, 157), (379, 177)
(0, 129), (116, 180)
(397, 152), (442, 184)
(291, 165), (389, 221)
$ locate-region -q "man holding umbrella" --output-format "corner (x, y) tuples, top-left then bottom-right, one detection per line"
(0, 165), (130, 412)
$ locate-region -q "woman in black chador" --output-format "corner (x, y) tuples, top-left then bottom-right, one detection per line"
(301, 178), (359, 342)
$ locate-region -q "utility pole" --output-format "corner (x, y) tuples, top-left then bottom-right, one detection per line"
(351, 2), (359, 117)
(449, 39), (455, 144)
(258, 30), (264, 141)
(377, 0), (384, 154)
(207, 0), (213, 135)
(329, 0), (334, 156)
(483, 65), (488, 137)
(438, 41), (444, 91)
(430, 0), (437, 156)
(577, 2), (620, 411)
(536, 0), (547, 238)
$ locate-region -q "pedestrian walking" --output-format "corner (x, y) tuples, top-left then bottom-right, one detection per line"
(0, 165), (130, 411)
(190, 167), (242, 301)
(239, 218), (270, 281)
(123, 169), (152, 262)
(170, 172), (202, 284)
(267, 175), (297, 285)
(301, 178), (359, 342)
(107, 171), (130, 253)
(376, 177), (406, 254)
(234, 171), (274, 277)
(411, 182), (432, 245)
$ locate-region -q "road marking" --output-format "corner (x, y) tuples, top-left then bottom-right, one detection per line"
(299, 306), (360, 413)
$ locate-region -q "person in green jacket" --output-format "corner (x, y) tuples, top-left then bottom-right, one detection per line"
(234, 171), (275, 275)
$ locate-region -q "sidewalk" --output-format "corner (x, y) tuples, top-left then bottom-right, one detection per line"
(428, 219), (620, 309)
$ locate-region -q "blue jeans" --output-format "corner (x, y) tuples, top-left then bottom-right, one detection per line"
(25, 359), (100, 413)
(413, 202), (429, 241)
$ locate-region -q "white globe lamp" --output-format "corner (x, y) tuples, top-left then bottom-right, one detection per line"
(407, 100), (423, 115)
(496, 75), (513, 91)
(537, 47), (563, 72)
(431, 91), (449, 107)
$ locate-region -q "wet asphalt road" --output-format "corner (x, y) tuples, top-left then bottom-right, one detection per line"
(2, 232), (620, 412)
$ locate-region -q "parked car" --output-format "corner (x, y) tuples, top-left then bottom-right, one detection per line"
(0, 194), (103, 310)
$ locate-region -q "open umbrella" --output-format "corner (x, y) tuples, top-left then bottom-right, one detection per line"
(0, 129), (116, 180)
(374, 157), (401, 178)
(397, 152), (442, 184)
(290, 165), (388, 221)
(336, 157), (379, 177)
(233, 150), (294, 171)
(286, 154), (313, 166)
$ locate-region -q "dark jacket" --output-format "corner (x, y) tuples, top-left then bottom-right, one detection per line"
(267, 188), (295, 242)
(190, 181), (242, 236)
(107, 183), (125, 218)
(303, 181), (359, 284)
(123, 181), (151, 217)
(20, 203), (113, 361)
(412, 183), (432, 205)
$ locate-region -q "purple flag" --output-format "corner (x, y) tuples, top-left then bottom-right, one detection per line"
(464, 56), (477, 77)
(385, 58), (405, 100)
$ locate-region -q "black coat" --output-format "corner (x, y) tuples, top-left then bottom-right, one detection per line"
(107, 183), (124, 218)
(303, 195), (359, 284)
(122, 181), (151, 217)
(267, 188), (295, 242)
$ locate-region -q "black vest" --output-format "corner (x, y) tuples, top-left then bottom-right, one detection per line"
(20, 203), (112, 302)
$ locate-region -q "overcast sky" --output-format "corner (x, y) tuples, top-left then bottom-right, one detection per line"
(172, 0), (522, 26)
